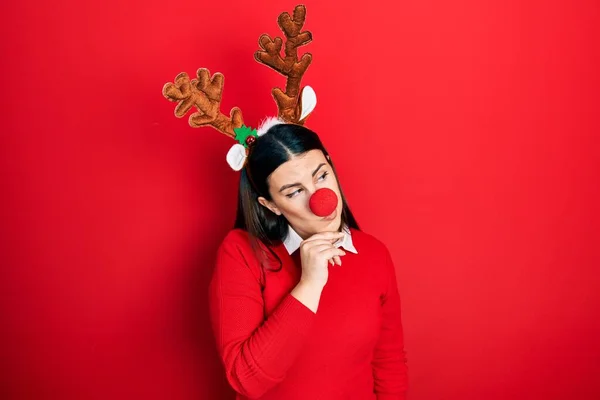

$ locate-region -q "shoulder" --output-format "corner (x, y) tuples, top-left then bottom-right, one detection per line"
(349, 227), (391, 258)
(350, 228), (397, 277)
(215, 228), (265, 283)
(216, 228), (261, 263)
(220, 228), (251, 247)
(219, 228), (268, 255)
(349, 228), (399, 288)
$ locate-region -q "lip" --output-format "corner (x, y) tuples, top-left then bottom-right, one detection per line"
(322, 209), (337, 221)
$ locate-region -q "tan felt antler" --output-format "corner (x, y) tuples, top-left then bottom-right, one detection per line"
(255, 4), (313, 123)
(162, 68), (244, 138)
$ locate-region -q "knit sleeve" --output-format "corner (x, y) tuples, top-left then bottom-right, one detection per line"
(372, 245), (409, 400)
(208, 234), (316, 399)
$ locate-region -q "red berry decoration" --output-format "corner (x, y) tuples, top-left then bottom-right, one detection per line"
(245, 135), (256, 147)
(309, 188), (338, 217)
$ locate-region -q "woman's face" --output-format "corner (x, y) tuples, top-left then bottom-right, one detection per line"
(257, 149), (343, 240)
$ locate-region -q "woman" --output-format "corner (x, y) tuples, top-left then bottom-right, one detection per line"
(208, 122), (409, 400)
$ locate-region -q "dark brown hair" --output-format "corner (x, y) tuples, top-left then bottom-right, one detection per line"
(234, 123), (360, 272)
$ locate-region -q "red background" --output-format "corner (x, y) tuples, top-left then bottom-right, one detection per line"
(1, 0), (599, 399)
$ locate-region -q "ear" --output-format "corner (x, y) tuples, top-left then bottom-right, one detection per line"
(258, 196), (282, 215)
(298, 86), (317, 122)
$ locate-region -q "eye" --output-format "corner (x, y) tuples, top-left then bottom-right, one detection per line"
(286, 188), (303, 198)
(285, 171), (329, 199)
(318, 171), (329, 181)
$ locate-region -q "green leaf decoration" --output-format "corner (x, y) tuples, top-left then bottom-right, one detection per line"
(234, 125), (258, 148)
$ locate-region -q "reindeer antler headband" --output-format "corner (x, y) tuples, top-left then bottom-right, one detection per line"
(162, 4), (317, 171)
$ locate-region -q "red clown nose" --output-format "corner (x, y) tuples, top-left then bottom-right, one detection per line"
(309, 188), (338, 217)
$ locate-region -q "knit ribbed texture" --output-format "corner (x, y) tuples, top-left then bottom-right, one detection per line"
(209, 228), (408, 400)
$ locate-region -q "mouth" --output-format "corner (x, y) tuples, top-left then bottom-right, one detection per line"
(322, 209), (337, 221)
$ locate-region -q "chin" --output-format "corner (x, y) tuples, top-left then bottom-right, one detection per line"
(315, 203), (343, 232)
(323, 215), (342, 231)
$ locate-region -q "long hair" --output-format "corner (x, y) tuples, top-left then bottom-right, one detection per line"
(233, 123), (360, 272)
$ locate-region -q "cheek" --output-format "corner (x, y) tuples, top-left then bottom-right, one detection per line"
(328, 174), (341, 191)
(278, 198), (307, 218)
(326, 180), (342, 206)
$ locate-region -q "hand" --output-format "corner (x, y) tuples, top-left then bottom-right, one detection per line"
(298, 231), (347, 288)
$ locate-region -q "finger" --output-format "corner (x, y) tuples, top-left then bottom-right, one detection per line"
(307, 243), (337, 254)
(329, 259), (334, 266)
(333, 255), (342, 266)
(301, 238), (341, 251)
(301, 235), (345, 250)
(320, 247), (346, 261)
(301, 231), (345, 244)
(302, 237), (344, 249)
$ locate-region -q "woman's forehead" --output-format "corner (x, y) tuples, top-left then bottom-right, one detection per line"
(269, 150), (327, 184)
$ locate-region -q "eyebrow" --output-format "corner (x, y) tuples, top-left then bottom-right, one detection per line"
(278, 162), (327, 193)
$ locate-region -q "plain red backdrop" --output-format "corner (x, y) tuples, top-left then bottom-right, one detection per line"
(1, 0), (599, 399)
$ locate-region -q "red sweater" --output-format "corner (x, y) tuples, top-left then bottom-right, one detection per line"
(208, 227), (408, 400)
